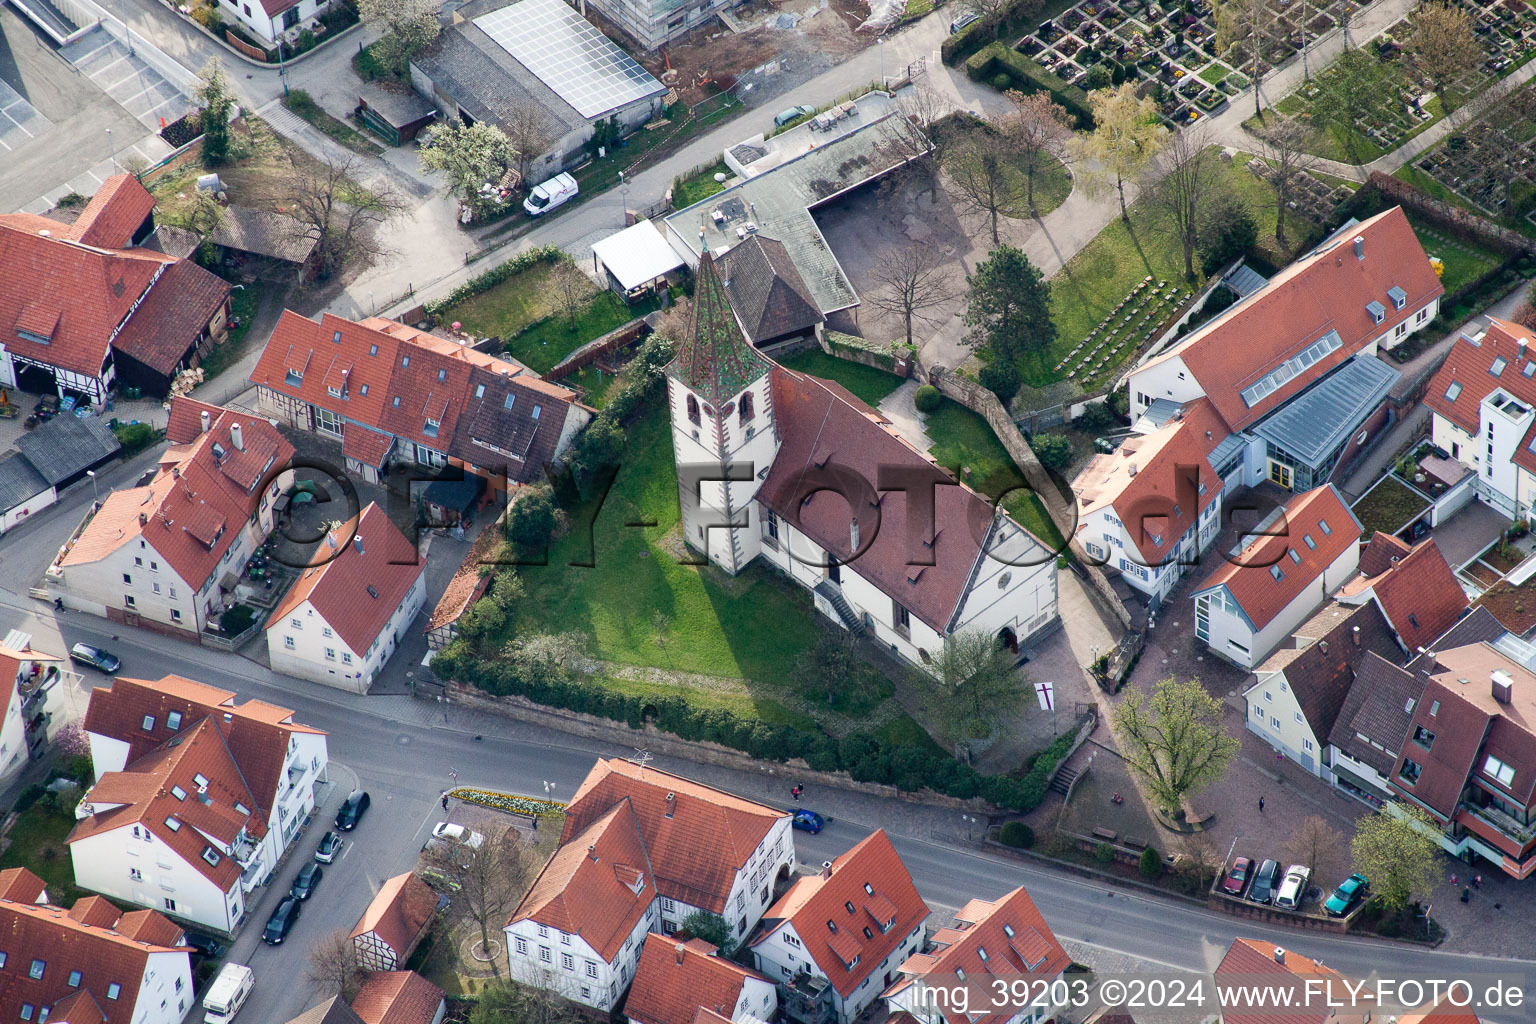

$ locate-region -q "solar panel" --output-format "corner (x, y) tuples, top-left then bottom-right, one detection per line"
(473, 0), (663, 120)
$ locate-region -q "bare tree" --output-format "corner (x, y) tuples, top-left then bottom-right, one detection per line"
(501, 103), (553, 185)
(286, 153), (408, 279)
(1073, 83), (1164, 223)
(305, 928), (365, 1000)
(549, 261), (589, 330)
(1476, 88), (1536, 213)
(1285, 814), (1347, 887)
(886, 81), (949, 200)
(1183, 831), (1223, 893)
(1144, 126), (1218, 281)
(1253, 116), (1317, 245)
(1406, 1), (1483, 108)
(1216, 0), (1285, 120)
(1004, 91), (1074, 213)
(426, 826), (538, 979)
(945, 126), (1020, 245)
(864, 244), (959, 347)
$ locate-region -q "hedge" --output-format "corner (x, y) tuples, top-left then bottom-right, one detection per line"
(424, 245), (564, 317)
(942, 0), (1044, 66)
(964, 42), (1094, 129)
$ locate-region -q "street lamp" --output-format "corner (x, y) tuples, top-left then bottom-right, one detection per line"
(878, 37), (886, 90)
(618, 170), (628, 228)
(105, 128), (115, 173)
(277, 37), (289, 96)
(86, 470), (99, 506)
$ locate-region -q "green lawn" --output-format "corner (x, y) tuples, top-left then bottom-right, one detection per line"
(1408, 217), (1500, 296)
(566, 364), (619, 408)
(779, 348), (904, 407)
(1018, 152), (1073, 219)
(0, 804), (88, 903)
(509, 291), (659, 373)
(923, 398), (1067, 551)
(1349, 476), (1429, 539)
(439, 260), (561, 342)
(1198, 62), (1229, 86)
(673, 158), (729, 209)
(199, 280), (267, 383)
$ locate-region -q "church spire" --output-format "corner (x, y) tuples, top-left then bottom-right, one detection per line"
(667, 252), (768, 406)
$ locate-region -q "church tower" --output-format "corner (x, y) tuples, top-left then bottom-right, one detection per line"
(665, 252), (781, 575)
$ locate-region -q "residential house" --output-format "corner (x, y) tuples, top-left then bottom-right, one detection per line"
(1424, 316), (1536, 518)
(559, 758), (795, 939)
(718, 236), (825, 349)
(1191, 484), (1361, 669)
(70, 674), (328, 932)
(0, 413), (122, 535)
(266, 502), (427, 692)
(352, 972), (446, 1024)
(1328, 607), (1507, 806)
(1387, 641), (1536, 878)
(1334, 534), (1467, 654)
(219, 0), (336, 49)
(627, 934), (777, 1024)
(884, 885), (1070, 1024)
(585, 0), (747, 49)
(0, 634), (64, 787)
(1216, 938), (1371, 1024)
(506, 802), (660, 1012)
(750, 830), (929, 1024)
(0, 867), (194, 1024)
(48, 397), (295, 639)
(1125, 208), (1442, 495)
(285, 997), (369, 1024)
(353, 873), (443, 972)
(251, 311), (590, 506)
(1073, 397), (1225, 606)
(1244, 601), (1401, 778)
(0, 175), (231, 403)
(667, 254), (1058, 671)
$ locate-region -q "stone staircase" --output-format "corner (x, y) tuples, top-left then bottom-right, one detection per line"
(1048, 765), (1079, 796)
(813, 579), (865, 636)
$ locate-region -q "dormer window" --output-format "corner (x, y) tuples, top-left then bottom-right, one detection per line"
(1366, 301), (1386, 325)
(1388, 286), (1407, 310)
(202, 847), (221, 867)
(424, 418), (441, 438)
(327, 385), (343, 398)
(285, 369), (303, 386)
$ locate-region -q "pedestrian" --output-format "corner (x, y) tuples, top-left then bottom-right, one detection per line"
(441, 793), (449, 811)
(1474, 874), (1483, 889)
(1451, 873), (1458, 885)
(532, 817), (538, 832)
(443, 711), (449, 723)
(1461, 886), (1471, 903)
(1258, 796), (1265, 813)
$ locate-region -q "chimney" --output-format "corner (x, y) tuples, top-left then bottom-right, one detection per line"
(230, 422), (244, 451)
(820, 860), (833, 880)
(171, 466), (180, 480)
(676, 943), (686, 965)
(1493, 670), (1514, 704)
(1353, 236), (1364, 261)
(1522, 338), (1530, 363)
(1127, 463), (1138, 478)
(664, 791), (676, 819)
(139, 512), (148, 526)
(199, 410), (211, 434)
(1274, 947), (1286, 964)
(1352, 625), (1361, 646)
(588, 844), (598, 862)
(353, 535), (364, 556)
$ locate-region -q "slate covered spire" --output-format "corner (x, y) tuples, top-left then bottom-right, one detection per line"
(667, 252), (769, 406)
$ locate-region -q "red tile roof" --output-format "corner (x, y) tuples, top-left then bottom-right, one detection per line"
(111, 260), (229, 377)
(561, 759), (786, 915)
(267, 502), (425, 655)
(1075, 399), (1224, 563)
(68, 174), (155, 249)
(1337, 539), (1466, 653)
(1357, 531), (1412, 577)
(752, 830), (928, 999)
(82, 674), (325, 818)
(891, 886), (1067, 1024)
(510, 803), (655, 961)
(1422, 317), (1536, 476)
(1253, 601), (1401, 745)
(351, 972), (445, 1024)
(425, 528), (498, 635)
(1398, 995), (1482, 1024)
(62, 398), (292, 588)
(352, 874), (441, 960)
(67, 896), (123, 928)
(1193, 485), (1360, 630)
(1215, 938), (1369, 1024)
(1138, 208), (1443, 433)
(0, 867), (187, 1024)
(628, 934), (772, 1024)
(344, 425), (395, 469)
(759, 367), (1023, 633)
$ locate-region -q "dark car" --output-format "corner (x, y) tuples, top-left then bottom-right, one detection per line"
(69, 643), (120, 674)
(180, 931), (226, 958)
(290, 862), (323, 901)
(1221, 856), (1253, 897)
(335, 791), (371, 831)
(262, 897), (302, 945)
(791, 809), (824, 834)
(1325, 873), (1369, 916)
(1247, 859), (1282, 904)
(314, 831), (343, 864)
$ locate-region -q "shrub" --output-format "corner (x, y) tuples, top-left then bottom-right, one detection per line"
(993, 72), (1014, 90)
(1074, 402), (1115, 431)
(1032, 432), (1072, 470)
(978, 361), (1022, 405)
(113, 422), (163, 457)
(1085, 63), (1113, 89)
(1199, 208), (1258, 275)
(914, 385), (942, 413)
(964, 42), (1094, 128)
(1095, 842), (1116, 864)
(999, 821), (1035, 848)
(506, 484), (561, 550)
(219, 604), (256, 635)
(1139, 845), (1164, 878)
(16, 785), (46, 811)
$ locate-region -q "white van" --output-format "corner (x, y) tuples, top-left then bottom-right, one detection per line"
(1274, 864), (1311, 911)
(203, 963), (254, 1024)
(523, 172), (579, 216)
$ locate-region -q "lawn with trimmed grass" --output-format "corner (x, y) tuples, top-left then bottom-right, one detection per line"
(508, 291), (659, 373)
(1408, 216), (1501, 295)
(0, 803), (88, 902)
(1198, 63), (1229, 86)
(779, 348), (904, 407)
(673, 158), (730, 209)
(1022, 151), (1302, 388)
(439, 260), (562, 343)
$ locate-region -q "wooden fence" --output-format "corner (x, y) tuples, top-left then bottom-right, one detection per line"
(543, 317), (649, 383)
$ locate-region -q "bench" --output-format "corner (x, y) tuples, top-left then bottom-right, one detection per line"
(1091, 826), (1118, 842)
(1123, 835), (1148, 850)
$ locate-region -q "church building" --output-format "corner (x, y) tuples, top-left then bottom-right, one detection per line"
(665, 254), (1060, 667)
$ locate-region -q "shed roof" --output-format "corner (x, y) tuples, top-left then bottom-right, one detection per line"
(14, 410), (121, 484)
(592, 220), (685, 292)
(211, 207), (319, 265)
(1250, 355), (1400, 465)
(0, 452), (50, 512)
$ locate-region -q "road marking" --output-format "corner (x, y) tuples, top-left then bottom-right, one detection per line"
(88, 55), (130, 81)
(339, 843), (351, 861)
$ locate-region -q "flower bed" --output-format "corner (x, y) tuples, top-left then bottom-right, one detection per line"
(448, 787), (568, 817)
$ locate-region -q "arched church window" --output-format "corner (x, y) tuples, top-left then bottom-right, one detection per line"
(687, 395), (700, 425)
(739, 391), (756, 424)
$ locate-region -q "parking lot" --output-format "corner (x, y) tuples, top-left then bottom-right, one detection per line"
(0, 75), (52, 152)
(61, 29), (194, 131)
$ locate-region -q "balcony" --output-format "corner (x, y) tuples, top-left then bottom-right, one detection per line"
(1467, 803), (1536, 846)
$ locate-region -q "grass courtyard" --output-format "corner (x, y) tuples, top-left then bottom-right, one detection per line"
(778, 348), (905, 407)
(0, 802), (89, 904)
(1408, 217), (1501, 295)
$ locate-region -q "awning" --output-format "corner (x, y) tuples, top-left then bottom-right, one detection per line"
(592, 220), (685, 292)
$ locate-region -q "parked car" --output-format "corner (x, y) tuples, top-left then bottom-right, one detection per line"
(429, 823), (485, 850)
(314, 831), (343, 864)
(290, 862), (323, 901)
(1274, 864), (1312, 911)
(1325, 874), (1369, 916)
(1247, 859), (1282, 904)
(791, 809), (824, 834)
(774, 104), (816, 127)
(523, 173), (578, 216)
(1220, 856), (1253, 897)
(69, 643), (120, 673)
(335, 791), (371, 831)
(261, 898), (301, 945)
(950, 9), (980, 32)
(180, 930), (226, 959)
